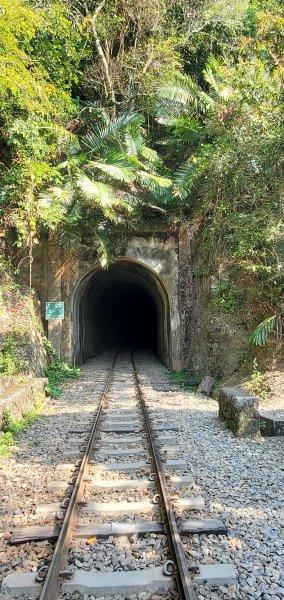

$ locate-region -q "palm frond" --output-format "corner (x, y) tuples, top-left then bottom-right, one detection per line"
(125, 131), (144, 156)
(146, 204), (167, 214)
(76, 174), (134, 220)
(173, 161), (196, 199)
(76, 173), (113, 205)
(159, 75), (199, 106)
(249, 315), (277, 346)
(204, 67), (221, 94)
(203, 56), (233, 103)
(94, 229), (113, 269)
(158, 74), (214, 120)
(140, 146), (161, 166)
(204, 68), (233, 103)
(88, 152), (135, 183)
(155, 99), (187, 124)
(38, 185), (75, 207)
(138, 171), (172, 195)
(82, 113), (144, 154)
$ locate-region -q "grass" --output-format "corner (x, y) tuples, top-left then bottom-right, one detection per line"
(0, 399), (44, 458)
(167, 369), (198, 392)
(43, 336), (80, 398)
(168, 369), (188, 382)
(45, 357), (80, 398)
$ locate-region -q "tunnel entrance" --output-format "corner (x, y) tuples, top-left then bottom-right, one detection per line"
(72, 259), (170, 365)
(85, 281), (157, 353)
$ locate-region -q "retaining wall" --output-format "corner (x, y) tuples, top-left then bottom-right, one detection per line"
(0, 378), (47, 429)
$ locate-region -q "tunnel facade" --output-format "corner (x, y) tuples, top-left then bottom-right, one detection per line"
(44, 229), (192, 370)
(72, 259), (171, 365)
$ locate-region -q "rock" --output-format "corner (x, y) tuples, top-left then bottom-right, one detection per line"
(197, 376), (216, 397)
(129, 534), (138, 544)
(177, 379), (201, 387)
(218, 387), (260, 437)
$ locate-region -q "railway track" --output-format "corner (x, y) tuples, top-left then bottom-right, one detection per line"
(2, 350), (236, 600)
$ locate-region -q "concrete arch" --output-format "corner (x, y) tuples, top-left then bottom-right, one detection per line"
(71, 258), (171, 366)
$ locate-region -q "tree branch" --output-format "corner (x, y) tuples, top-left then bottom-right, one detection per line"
(143, 45), (154, 74)
(84, 0), (117, 114)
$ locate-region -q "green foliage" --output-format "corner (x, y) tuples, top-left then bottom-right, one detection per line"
(210, 281), (242, 312)
(168, 369), (188, 381)
(156, 0), (284, 327)
(42, 334), (79, 398)
(42, 107), (172, 265)
(81, 0), (182, 110)
(0, 334), (26, 376)
(45, 358), (79, 399)
(0, 400), (43, 457)
(243, 358), (271, 399)
(0, 0), (78, 281)
(167, 369), (197, 391)
(0, 0), (283, 345)
(29, 1), (83, 90)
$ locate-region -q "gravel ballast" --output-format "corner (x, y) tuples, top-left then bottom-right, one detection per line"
(0, 349), (283, 600)
(135, 351), (284, 600)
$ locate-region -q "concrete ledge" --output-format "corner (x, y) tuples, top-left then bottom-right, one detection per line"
(0, 375), (17, 394)
(218, 387), (259, 438)
(0, 378), (47, 429)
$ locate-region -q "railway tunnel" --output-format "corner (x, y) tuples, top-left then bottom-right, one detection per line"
(72, 259), (171, 365)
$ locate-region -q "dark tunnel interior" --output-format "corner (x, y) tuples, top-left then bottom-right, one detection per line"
(89, 282), (157, 352)
(80, 277), (159, 360)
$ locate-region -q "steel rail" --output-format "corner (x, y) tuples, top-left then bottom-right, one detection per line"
(131, 351), (197, 600)
(38, 351), (118, 600)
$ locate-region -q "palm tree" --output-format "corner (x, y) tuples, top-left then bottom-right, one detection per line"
(76, 110), (172, 219)
(155, 61), (234, 200)
(42, 110), (172, 218)
(39, 109), (172, 264)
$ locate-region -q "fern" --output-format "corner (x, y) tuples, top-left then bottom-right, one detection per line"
(249, 315), (277, 346)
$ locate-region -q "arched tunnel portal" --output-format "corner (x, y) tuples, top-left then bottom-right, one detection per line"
(72, 259), (171, 366)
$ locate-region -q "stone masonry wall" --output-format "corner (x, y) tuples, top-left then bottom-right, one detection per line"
(0, 282), (49, 377)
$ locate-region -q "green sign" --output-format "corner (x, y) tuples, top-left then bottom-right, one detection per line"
(46, 301), (64, 320)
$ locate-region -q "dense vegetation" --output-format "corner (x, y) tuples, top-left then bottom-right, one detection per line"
(0, 0), (283, 344)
